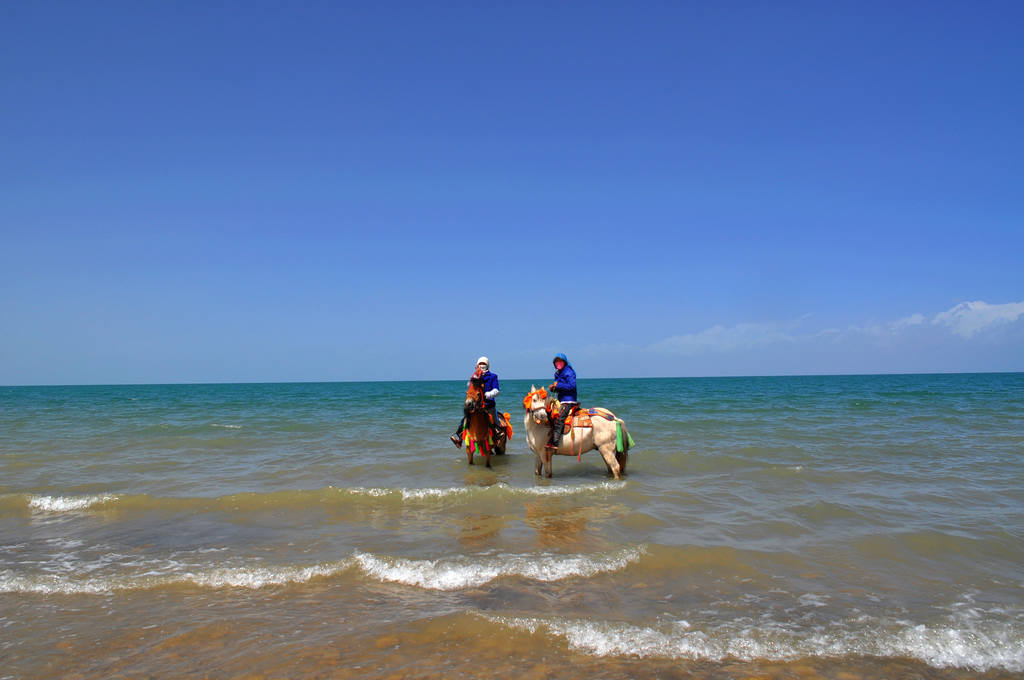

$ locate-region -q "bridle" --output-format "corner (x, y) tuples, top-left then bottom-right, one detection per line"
(523, 388), (551, 425)
(466, 381), (486, 413)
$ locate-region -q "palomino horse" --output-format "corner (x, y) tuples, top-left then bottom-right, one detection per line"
(462, 377), (507, 467)
(522, 386), (632, 479)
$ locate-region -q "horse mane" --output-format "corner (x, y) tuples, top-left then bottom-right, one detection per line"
(523, 386), (557, 411)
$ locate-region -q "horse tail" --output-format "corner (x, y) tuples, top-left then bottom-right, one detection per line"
(615, 418), (634, 454)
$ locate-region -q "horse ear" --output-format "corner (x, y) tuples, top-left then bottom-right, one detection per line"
(530, 384), (536, 391)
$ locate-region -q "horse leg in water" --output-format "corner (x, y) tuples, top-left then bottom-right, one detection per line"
(596, 439), (622, 480)
(468, 438), (493, 468)
(466, 444), (491, 467)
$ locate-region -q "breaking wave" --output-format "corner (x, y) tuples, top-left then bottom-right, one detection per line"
(352, 545), (646, 590)
(347, 481), (623, 501)
(1, 482), (624, 517)
(0, 546), (644, 595)
(0, 561), (353, 594)
(27, 495), (118, 512)
(487, 612), (1024, 673)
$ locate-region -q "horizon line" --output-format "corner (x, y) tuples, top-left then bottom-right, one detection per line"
(2, 369), (1022, 389)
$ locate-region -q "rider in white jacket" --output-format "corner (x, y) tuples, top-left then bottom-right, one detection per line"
(450, 357), (503, 447)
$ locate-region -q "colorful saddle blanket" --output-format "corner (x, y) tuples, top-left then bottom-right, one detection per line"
(560, 406), (616, 434)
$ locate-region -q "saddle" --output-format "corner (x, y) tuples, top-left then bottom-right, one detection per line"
(493, 411), (513, 439)
(554, 404), (616, 434)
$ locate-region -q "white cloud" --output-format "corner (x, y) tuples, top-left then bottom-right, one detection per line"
(648, 300), (1024, 356)
(930, 300), (1024, 338)
(650, 321), (800, 355)
(891, 312), (926, 330)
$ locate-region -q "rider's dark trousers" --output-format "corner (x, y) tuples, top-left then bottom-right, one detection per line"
(485, 405), (504, 436)
(456, 405), (503, 437)
(550, 402), (577, 446)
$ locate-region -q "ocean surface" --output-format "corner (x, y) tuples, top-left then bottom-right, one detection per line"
(1, 374), (1022, 679)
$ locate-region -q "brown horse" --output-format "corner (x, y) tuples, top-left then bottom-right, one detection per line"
(463, 377), (507, 467)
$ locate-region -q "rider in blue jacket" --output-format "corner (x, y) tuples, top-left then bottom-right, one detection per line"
(450, 357), (504, 447)
(546, 353), (578, 452)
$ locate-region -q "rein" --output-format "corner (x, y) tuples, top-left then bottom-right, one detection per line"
(523, 388), (551, 424)
(524, 389), (587, 460)
(466, 381), (486, 411)
(522, 387), (548, 410)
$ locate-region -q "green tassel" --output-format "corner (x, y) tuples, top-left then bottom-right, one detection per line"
(615, 420), (635, 452)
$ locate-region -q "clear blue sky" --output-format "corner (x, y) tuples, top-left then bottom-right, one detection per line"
(2, 1), (1022, 384)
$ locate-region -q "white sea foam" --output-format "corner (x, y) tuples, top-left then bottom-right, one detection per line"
(211, 423), (242, 429)
(27, 495), (117, 512)
(345, 487), (393, 498)
(345, 481), (622, 501)
(514, 481), (624, 496)
(0, 560), (355, 594)
(0, 546), (644, 595)
(353, 546), (645, 591)
(1, 572), (113, 595)
(400, 487), (475, 500)
(343, 486), (474, 500)
(797, 592), (828, 608)
(177, 561), (351, 589)
(486, 614), (1024, 673)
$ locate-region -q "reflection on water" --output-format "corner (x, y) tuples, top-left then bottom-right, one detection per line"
(456, 512), (507, 547)
(524, 500), (591, 549)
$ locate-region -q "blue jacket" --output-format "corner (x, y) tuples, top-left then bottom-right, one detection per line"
(471, 371), (500, 408)
(551, 356), (577, 403)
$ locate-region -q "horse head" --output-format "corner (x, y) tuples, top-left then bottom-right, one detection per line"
(523, 385), (551, 424)
(465, 376), (486, 413)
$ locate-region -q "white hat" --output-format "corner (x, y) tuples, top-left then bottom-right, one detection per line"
(476, 356), (489, 367)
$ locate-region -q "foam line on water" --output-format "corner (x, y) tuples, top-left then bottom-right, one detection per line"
(27, 495), (118, 512)
(175, 562), (351, 589)
(0, 546), (645, 595)
(345, 481), (623, 501)
(4, 481), (624, 517)
(353, 546), (646, 590)
(0, 560), (356, 594)
(485, 613), (1024, 673)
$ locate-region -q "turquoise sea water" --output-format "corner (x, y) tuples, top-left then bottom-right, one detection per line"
(1, 374), (1022, 679)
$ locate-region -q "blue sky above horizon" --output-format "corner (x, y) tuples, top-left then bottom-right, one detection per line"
(2, 1), (1022, 385)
